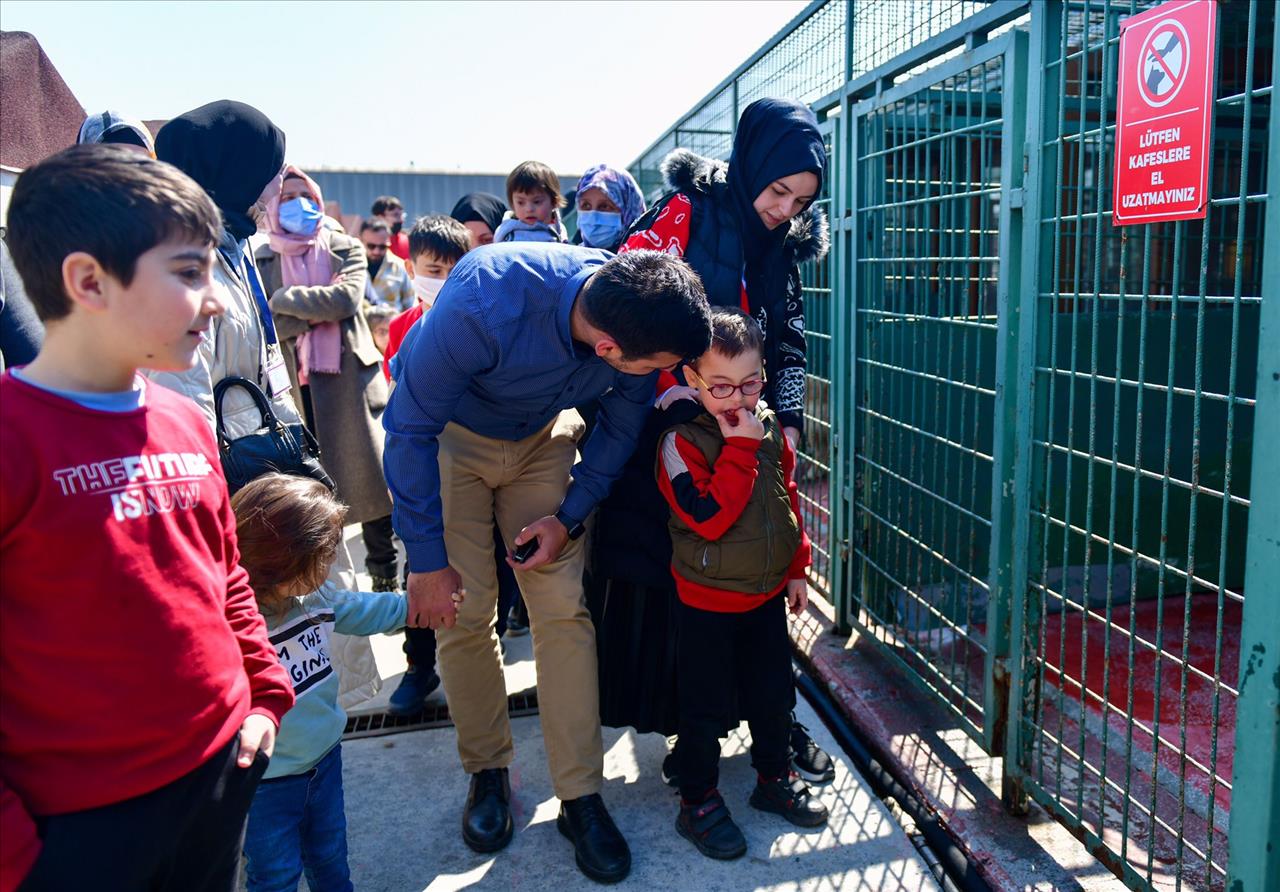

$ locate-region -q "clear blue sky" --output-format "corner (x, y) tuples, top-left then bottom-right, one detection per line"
(1, 0), (808, 174)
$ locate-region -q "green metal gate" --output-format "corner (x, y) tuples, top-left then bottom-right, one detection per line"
(630, 1), (1279, 888)
(832, 26), (1029, 749)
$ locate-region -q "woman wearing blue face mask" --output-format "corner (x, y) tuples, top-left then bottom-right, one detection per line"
(257, 166), (398, 592)
(572, 164), (647, 252)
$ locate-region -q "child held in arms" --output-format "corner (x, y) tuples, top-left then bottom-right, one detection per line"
(492, 160), (569, 244)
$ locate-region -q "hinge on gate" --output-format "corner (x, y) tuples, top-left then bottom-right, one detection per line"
(833, 432), (841, 452)
(1008, 188), (1025, 209)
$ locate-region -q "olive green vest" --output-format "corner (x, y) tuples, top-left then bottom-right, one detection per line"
(662, 407), (802, 595)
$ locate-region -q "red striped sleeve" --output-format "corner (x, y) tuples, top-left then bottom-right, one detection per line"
(656, 430), (759, 541)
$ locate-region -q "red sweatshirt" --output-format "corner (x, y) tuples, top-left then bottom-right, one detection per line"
(0, 373), (294, 889)
(656, 419), (810, 612)
(381, 301), (424, 382)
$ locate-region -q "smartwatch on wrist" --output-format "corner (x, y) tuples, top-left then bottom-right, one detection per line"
(554, 509), (587, 541)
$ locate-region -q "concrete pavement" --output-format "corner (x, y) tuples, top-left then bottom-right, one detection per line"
(263, 525), (944, 891)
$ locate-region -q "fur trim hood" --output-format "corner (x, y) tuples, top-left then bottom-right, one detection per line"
(660, 147), (829, 265)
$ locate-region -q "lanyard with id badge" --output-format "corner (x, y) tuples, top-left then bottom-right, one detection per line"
(220, 243), (293, 399)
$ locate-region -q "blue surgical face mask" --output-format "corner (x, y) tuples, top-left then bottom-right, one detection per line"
(279, 196), (323, 235)
(577, 209), (623, 248)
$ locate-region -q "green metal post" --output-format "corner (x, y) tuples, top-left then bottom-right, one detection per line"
(830, 97), (855, 635)
(1001, 0), (1060, 815)
(1225, 11), (1280, 890)
(984, 27), (1030, 754)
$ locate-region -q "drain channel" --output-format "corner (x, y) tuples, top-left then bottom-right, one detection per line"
(343, 688), (540, 740)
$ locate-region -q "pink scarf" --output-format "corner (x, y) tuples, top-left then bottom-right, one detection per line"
(266, 165), (341, 379)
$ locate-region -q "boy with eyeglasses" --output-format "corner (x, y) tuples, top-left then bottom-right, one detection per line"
(656, 307), (828, 861)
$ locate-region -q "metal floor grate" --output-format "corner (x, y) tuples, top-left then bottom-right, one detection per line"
(343, 688), (540, 740)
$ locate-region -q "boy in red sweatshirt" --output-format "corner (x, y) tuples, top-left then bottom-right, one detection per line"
(0, 145), (295, 891)
(656, 308), (828, 861)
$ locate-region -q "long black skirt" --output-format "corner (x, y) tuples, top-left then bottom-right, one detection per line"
(589, 572), (681, 737)
(589, 570), (741, 738)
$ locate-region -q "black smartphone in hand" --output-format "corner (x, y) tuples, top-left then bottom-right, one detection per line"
(512, 538), (539, 564)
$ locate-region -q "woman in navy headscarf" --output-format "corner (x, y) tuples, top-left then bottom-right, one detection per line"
(572, 164), (647, 252)
(588, 98), (833, 783)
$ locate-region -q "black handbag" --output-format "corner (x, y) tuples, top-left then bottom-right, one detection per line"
(212, 375), (335, 495)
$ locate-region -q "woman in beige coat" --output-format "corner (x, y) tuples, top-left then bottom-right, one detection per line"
(256, 167), (397, 589)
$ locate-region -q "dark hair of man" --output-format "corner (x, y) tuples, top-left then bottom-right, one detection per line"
(371, 195), (403, 216)
(699, 307), (763, 366)
(407, 215), (471, 264)
(506, 161), (566, 209)
(6, 144), (221, 323)
(360, 218), (391, 236)
(231, 473), (348, 614)
(581, 250), (711, 361)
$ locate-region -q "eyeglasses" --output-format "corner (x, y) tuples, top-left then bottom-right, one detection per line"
(363, 243), (388, 252)
(685, 366), (766, 399)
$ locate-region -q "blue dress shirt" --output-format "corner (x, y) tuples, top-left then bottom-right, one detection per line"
(383, 242), (657, 573)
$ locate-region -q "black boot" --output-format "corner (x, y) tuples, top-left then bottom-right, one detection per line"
(462, 768), (513, 853)
(556, 793), (631, 884)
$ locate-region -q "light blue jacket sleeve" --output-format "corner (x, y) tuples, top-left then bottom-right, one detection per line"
(327, 588), (408, 636)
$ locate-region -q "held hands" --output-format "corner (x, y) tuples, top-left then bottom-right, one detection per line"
(507, 515), (569, 571)
(237, 713), (277, 768)
(717, 407), (765, 442)
(406, 567), (467, 630)
(786, 578), (809, 615)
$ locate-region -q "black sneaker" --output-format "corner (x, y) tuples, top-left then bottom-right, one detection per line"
(676, 791), (747, 860)
(506, 605), (530, 637)
(749, 772), (829, 828)
(387, 666), (440, 716)
(370, 574), (399, 593)
(661, 751), (679, 788)
(790, 715), (836, 784)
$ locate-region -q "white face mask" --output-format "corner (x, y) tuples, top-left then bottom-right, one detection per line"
(413, 274), (446, 307)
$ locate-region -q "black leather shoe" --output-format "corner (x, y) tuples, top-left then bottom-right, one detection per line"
(462, 768), (513, 853)
(556, 793), (631, 884)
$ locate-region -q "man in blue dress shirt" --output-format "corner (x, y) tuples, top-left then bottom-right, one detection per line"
(383, 243), (710, 882)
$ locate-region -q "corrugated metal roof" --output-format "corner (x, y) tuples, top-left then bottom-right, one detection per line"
(308, 169), (578, 221)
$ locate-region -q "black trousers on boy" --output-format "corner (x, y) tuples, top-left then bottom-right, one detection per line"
(19, 731), (268, 892)
(674, 593), (796, 803)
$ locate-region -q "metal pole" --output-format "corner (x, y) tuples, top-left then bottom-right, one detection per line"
(1225, 7), (1280, 890)
(985, 27), (1032, 758)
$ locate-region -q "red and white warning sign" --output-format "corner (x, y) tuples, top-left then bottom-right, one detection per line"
(1113, 0), (1217, 226)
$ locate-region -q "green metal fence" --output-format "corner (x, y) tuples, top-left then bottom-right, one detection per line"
(629, 1), (1277, 889)
(1004, 3), (1275, 889)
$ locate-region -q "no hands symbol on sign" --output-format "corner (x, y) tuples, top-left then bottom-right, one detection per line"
(1137, 19), (1191, 108)
(1112, 0), (1217, 226)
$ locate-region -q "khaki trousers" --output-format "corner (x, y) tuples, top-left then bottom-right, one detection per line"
(436, 411), (602, 800)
